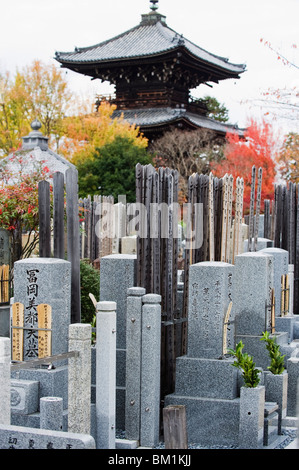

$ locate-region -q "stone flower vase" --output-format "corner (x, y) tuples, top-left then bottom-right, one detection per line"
(239, 385), (265, 449)
(264, 370), (288, 435)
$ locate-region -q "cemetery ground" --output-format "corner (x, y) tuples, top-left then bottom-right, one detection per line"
(1, 164), (299, 458)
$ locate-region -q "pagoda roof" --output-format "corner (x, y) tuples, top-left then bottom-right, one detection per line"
(55, 11), (246, 81)
(112, 107), (245, 136)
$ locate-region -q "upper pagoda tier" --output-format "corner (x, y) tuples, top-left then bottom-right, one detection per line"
(55, 5), (246, 92)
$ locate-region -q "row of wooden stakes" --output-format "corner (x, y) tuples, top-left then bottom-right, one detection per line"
(0, 264), (9, 303)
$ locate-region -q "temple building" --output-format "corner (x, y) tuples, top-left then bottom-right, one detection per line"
(55, 0), (246, 141)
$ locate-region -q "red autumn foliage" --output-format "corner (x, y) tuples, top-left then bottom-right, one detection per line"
(211, 119), (277, 213)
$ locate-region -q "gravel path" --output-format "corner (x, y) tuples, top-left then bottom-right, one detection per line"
(117, 427), (297, 449)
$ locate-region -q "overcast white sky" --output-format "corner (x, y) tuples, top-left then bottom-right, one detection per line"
(0, 0), (298, 135)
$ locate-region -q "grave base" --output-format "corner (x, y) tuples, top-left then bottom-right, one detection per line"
(11, 365), (68, 429)
(164, 356), (240, 446)
(164, 394), (240, 446)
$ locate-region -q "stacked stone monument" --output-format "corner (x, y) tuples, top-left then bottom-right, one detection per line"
(165, 261), (241, 446)
(10, 258), (71, 429)
(229, 249), (299, 439)
(234, 249), (298, 369)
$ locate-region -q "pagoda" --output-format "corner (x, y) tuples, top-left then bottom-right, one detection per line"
(55, 0), (246, 140)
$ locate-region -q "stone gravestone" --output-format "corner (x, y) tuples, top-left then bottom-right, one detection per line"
(260, 247), (295, 342)
(259, 247), (289, 318)
(11, 258), (71, 429)
(234, 252), (274, 337)
(233, 251), (291, 370)
(13, 258), (71, 359)
(99, 254), (137, 429)
(165, 261), (241, 446)
(187, 261), (234, 359)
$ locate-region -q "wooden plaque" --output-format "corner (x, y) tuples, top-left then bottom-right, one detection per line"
(37, 304), (52, 358)
(12, 302), (24, 361)
(222, 301), (233, 355)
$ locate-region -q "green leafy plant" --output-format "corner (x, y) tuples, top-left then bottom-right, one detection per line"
(91, 314), (96, 345)
(80, 259), (100, 324)
(260, 331), (285, 374)
(228, 341), (261, 388)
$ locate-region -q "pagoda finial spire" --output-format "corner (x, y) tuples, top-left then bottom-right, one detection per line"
(150, 0), (159, 11)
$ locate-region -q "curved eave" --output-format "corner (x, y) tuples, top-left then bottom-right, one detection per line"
(113, 108), (245, 136)
(56, 46), (245, 79)
(55, 19), (246, 79)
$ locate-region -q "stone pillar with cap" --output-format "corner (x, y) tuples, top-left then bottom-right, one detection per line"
(140, 293), (161, 448)
(96, 301), (116, 449)
(125, 286), (146, 440)
(0, 337), (10, 425)
(68, 323), (92, 435)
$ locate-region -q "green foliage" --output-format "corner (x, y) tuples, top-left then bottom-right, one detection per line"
(201, 95), (229, 122)
(228, 341), (261, 388)
(80, 259), (100, 324)
(77, 135), (152, 201)
(260, 331), (286, 374)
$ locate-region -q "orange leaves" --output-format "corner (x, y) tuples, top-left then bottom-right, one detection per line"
(60, 100), (148, 165)
(211, 119), (277, 213)
(277, 132), (299, 182)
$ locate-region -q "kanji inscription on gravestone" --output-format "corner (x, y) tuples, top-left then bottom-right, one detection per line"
(24, 268), (40, 358)
(37, 304), (52, 358)
(12, 302), (24, 361)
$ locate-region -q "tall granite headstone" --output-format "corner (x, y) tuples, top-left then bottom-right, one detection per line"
(234, 252), (274, 336)
(188, 261), (234, 359)
(100, 254), (136, 429)
(260, 247), (294, 341)
(13, 258), (71, 359)
(165, 261), (241, 446)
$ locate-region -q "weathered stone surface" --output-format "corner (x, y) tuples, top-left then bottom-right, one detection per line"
(187, 261), (234, 359)
(0, 423), (95, 449)
(13, 258), (71, 358)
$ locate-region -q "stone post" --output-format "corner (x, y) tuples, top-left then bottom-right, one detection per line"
(40, 397), (63, 431)
(287, 357), (299, 417)
(68, 323), (91, 435)
(125, 287), (146, 441)
(264, 371), (288, 435)
(140, 294), (161, 448)
(239, 385), (265, 449)
(0, 337), (10, 425)
(96, 301), (116, 449)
